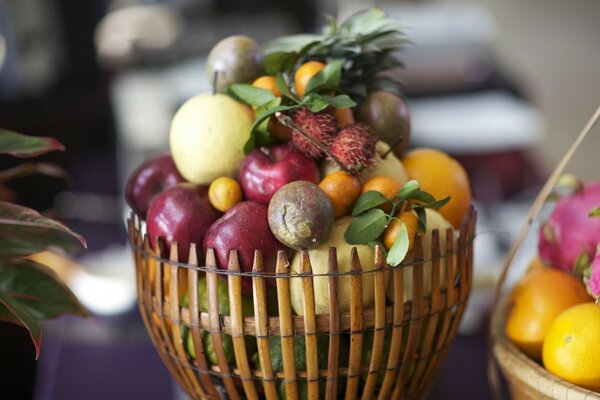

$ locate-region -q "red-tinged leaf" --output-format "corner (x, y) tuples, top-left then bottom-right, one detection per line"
(0, 162), (71, 183)
(0, 259), (88, 320)
(0, 291), (42, 358)
(0, 202), (86, 256)
(0, 129), (65, 158)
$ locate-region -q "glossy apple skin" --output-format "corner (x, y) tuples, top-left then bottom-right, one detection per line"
(204, 201), (287, 294)
(126, 154), (185, 218)
(147, 183), (221, 262)
(239, 143), (320, 205)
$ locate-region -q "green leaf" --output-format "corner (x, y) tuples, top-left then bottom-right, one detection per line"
(352, 191), (389, 216)
(386, 222), (409, 266)
(408, 191), (436, 204)
(0, 202), (86, 256)
(305, 59), (343, 95)
(396, 179), (420, 199)
(0, 291), (42, 358)
(307, 95), (330, 113)
(275, 73), (294, 100)
(264, 52), (297, 75)
(228, 84), (276, 107)
(320, 94), (356, 109)
(0, 259), (88, 358)
(415, 196), (451, 210)
(344, 209), (388, 244)
(263, 34), (323, 55)
(0, 129), (65, 158)
(414, 207), (427, 233)
(0, 162), (70, 183)
(589, 206), (600, 217)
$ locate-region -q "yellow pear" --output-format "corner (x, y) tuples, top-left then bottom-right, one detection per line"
(386, 209), (455, 303)
(170, 93), (253, 184)
(290, 216), (389, 315)
(321, 141), (408, 185)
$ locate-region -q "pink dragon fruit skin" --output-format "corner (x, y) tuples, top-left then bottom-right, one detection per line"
(538, 181), (600, 272)
(584, 246), (600, 299)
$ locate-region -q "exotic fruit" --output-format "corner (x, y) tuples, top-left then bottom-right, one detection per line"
(584, 246), (600, 301)
(328, 124), (377, 173)
(291, 107), (337, 158)
(538, 181), (600, 272)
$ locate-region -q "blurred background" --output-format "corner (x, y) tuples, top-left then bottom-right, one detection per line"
(0, 0), (599, 399)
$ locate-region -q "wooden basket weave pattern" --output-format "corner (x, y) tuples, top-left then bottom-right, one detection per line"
(127, 207), (476, 400)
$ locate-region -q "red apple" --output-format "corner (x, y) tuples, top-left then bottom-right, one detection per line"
(239, 143), (320, 205)
(126, 154), (185, 218)
(147, 183), (220, 262)
(203, 201), (287, 294)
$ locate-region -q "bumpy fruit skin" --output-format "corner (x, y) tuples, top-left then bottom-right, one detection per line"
(170, 93), (254, 185)
(358, 91), (411, 158)
(538, 181), (600, 272)
(268, 181), (334, 250)
(239, 143), (320, 205)
(203, 201), (287, 295)
(146, 183), (221, 262)
(328, 124), (377, 173)
(206, 35), (264, 93)
(126, 154), (185, 218)
(291, 107), (337, 158)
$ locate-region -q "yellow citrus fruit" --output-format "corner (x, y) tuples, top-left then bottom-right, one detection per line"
(294, 61), (325, 98)
(505, 268), (592, 361)
(543, 303), (600, 391)
(319, 171), (362, 218)
(252, 75), (281, 97)
(383, 210), (419, 252)
(402, 148), (471, 228)
(208, 177), (242, 212)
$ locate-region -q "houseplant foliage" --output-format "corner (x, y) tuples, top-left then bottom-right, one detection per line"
(0, 129), (87, 358)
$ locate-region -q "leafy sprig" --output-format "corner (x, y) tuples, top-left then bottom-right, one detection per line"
(344, 180), (450, 267)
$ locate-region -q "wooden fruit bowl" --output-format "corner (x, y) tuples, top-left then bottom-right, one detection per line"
(127, 206), (476, 400)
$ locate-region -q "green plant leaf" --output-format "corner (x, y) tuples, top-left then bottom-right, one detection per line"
(396, 179), (420, 199)
(0, 129), (65, 158)
(352, 191), (388, 216)
(264, 51), (297, 75)
(228, 84), (276, 107)
(0, 291), (42, 358)
(320, 94), (356, 109)
(344, 209), (387, 244)
(305, 59), (343, 95)
(263, 34), (323, 55)
(307, 95), (330, 113)
(386, 222), (409, 266)
(0, 162), (70, 183)
(414, 196), (451, 210)
(0, 202), (86, 256)
(275, 73), (295, 100)
(0, 259), (88, 358)
(414, 207), (427, 233)
(589, 206), (600, 217)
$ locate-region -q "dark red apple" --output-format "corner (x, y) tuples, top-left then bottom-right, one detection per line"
(239, 143), (320, 205)
(126, 154), (185, 218)
(147, 183), (220, 262)
(203, 201), (287, 294)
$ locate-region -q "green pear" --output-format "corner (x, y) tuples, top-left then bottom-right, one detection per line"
(290, 217), (389, 315)
(169, 93), (253, 184)
(387, 209), (456, 303)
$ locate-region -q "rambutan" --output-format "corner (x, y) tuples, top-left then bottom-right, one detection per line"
(328, 124), (377, 174)
(291, 107), (337, 158)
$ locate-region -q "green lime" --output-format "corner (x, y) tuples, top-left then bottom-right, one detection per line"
(184, 328), (257, 366)
(180, 276), (253, 317)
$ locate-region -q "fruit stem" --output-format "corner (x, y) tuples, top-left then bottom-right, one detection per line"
(275, 112), (354, 174)
(213, 70), (219, 95)
(381, 134), (405, 159)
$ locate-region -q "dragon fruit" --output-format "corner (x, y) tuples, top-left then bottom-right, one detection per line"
(584, 245), (600, 301)
(538, 180), (600, 272)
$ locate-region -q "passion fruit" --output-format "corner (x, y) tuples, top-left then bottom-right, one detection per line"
(267, 181), (334, 250)
(206, 35), (264, 93)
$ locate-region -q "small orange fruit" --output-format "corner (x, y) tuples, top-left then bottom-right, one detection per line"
(542, 303), (600, 391)
(208, 177), (243, 212)
(383, 210), (419, 251)
(361, 176), (403, 200)
(335, 108), (355, 128)
(252, 75), (281, 97)
(505, 268), (592, 361)
(319, 171), (362, 218)
(294, 61), (325, 98)
(402, 148), (471, 228)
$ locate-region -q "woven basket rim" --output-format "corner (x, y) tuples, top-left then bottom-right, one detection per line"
(491, 298), (600, 400)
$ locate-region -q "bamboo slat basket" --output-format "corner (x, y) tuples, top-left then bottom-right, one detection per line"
(127, 206), (476, 400)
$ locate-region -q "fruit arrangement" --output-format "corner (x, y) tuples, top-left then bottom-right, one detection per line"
(126, 8), (476, 399)
(504, 178), (600, 393)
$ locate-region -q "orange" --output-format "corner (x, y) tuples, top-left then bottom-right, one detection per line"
(505, 268), (592, 361)
(294, 61), (325, 98)
(361, 176), (403, 200)
(335, 108), (355, 128)
(319, 171), (362, 218)
(542, 303), (600, 391)
(402, 148), (471, 228)
(252, 75), (281, 97)
(208, 177), (243, 212)
(383, 210), (419, 251)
